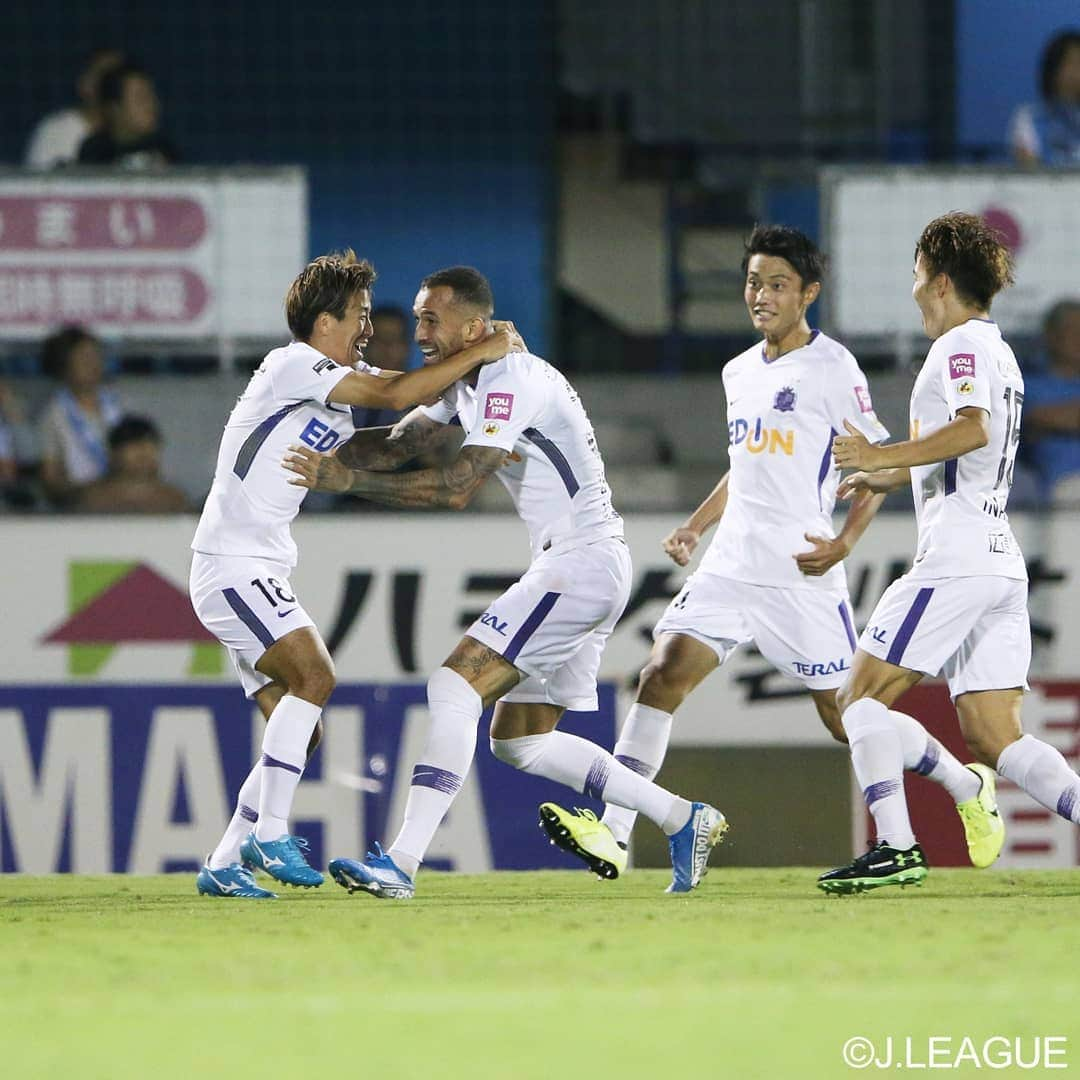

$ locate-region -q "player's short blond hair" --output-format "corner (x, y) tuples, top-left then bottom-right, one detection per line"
(285, 249), (377, 340)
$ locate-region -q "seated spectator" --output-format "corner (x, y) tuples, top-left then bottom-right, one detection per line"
(1009, 29), (1080, 165)
(77, 64), (179, 168)
(39, 326), (124, 507)
(24, 47), (124, 169)
(76, 415), (189, 513)
(1023, 299), (1080, 504)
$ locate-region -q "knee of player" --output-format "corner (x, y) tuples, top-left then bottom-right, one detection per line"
(637, 660), (685, 708)
(290, 660), (336, 706)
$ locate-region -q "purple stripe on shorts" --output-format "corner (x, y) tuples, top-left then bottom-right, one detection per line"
(911, 739), (940, 777)
(862, 778), (901, 807)
(239, 804), (259, 823)
(411, 764), (462, 797)
(222, 587), (275, 650)
(614, 754), (652, 777)
(503, 591), (561, 663)
(817, 428), (838, 510)
(261, 753), (302, 776)
(584, 757), (611, 800)
(1056, 785), (1080, 823)
(885, 587), (934, 667)
(837, 602), (857, 652)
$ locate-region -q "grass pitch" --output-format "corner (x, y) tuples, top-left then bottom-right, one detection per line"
(2, 868), (1078, 1080)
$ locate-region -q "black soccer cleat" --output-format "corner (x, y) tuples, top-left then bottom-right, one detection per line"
(817, 840), (928, 895)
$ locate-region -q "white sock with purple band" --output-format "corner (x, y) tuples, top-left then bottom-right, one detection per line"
(254, 694), (322, 841)
(390, 667), (482, 878)
(842, 698), (916, 850)
(491, 730), (691, 835)
(209, 762), (262, 868)
(997, 734), (1080, 824)
(600, 703), (673, 845)
(888, 709), (980, 803)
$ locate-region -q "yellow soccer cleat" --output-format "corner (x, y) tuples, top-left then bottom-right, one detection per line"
(956, 763), (1005, 869)
(538, 803), (628, 880)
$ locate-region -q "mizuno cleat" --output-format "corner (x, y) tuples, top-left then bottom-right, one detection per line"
(196, 862), (277, 899)
(239, 832), (324, 888)
(817, 841), (928, 895)
(328, 843), (415, 900)
(956, 763), (1005, 869)
(538, 803), (628, 880)
(666, 802), (728, 894)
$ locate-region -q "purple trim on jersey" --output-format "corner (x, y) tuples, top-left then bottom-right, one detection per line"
(233, 402), (306, 480)
(523, 427), (579, 497)
(584, 757), (611, 800)
(1056, 785), (1080, 823)
(222, 587), (275, 649)
(239, 804), (259, 823)
(503, 591), (561, 663)
(261, 753), (302, 775)
(817, 428), (838, 510)
(615, 754), (653, 777)
(838, 602), (857, 652)
(885, 587), (934, 667)
(944, 458), (958, 495)
(912, 739), (941, 777)
(410, 764), (462, 796)
(862, 778), (901, 807)
(761, 329), (819, 364)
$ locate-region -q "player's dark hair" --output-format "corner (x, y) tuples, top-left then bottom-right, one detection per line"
(285, 249), (377, 340)
(915, 212), (1015, 311)
(1039, 29), (1080, 101)
(99, 63), (152, 106)
(741, 225), (826, 288)
(419, 266), (494, 317)
(41, 324), (100, 380)
(108, 414), (160, 450)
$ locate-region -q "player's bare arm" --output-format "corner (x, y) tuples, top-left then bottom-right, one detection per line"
(334, 410), (447, 471)
(837, 468), (911, 499)
(285, 443), (507, 509)
(832, 409), (989, 473)
(662, 472), (729, 567)
(795, 489), (886, 577)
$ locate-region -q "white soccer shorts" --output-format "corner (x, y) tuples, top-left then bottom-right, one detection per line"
(189, 553), (316, 699)
(859, 573), (1031, 699)
(465, 536), (632, 712)
(652, 571), (859, 690)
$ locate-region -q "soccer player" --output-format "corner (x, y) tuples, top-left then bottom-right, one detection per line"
(819, 211), (1080, 894)
(190, 251), (518, 899)
(284, 266), (727, 897)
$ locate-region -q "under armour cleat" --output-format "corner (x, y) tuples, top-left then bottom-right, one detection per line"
(196, 862), (277, 899)
(817, 841), (928, 895)
(239, 832), (324, 888)
(666, 802), (728, 894)
(956, 763), (1005, 869)
(329, 843), (415, 900)
(538, 803), (628, 880)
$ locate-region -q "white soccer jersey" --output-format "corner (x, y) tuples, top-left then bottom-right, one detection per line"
(191, 341), (378, 566)
(699, 331), (889, 590)
(906, 319), (1026, 581)
(421, 351), (623, 555)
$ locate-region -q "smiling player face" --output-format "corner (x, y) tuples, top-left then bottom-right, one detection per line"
(744, 254), (814, 343)
(321, 289), (373, 366)
(413, 285), (485, 365)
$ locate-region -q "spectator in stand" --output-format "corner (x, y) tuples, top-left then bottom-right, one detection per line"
(1023, 299), (1080, 505)
(24, 47), (124, 169)
(39, 326), (124, 507)
(77, 64), (179, 168)
(1009, 29), (1080, 166)
(76, 415), (189, 513)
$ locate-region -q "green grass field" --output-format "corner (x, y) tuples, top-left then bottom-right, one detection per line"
(2, 869), (1078, 1080)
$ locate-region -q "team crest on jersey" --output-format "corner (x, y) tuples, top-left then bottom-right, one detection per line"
(948, 353), (976, 379)
(773, 386), (796, 412)
(483, 422), (501, 437)
(484, 393), (514, 420)
(957, 379), (975, 395)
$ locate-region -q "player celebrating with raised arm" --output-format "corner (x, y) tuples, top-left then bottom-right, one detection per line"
(819, 212), (1080, 895)
(190, 251), (519, 899)
(285, 266), (726, 897)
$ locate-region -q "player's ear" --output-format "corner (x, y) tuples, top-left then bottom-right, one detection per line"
(803, 281), (821, 308)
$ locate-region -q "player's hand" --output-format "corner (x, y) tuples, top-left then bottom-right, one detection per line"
(474, 321), (525, 364)
(283, 444), (353, 493)
(837, 470), (893, 499)
(832, 419), (884, 471)
(662, 526), (700, 567)
(794, 532), (849, 577)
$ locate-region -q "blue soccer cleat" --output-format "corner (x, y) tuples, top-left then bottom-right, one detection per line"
(239, 832), (324, 888)
(196, 862), (277, 899)
(666, 802), (728, 894)
(328, 843), (415, 900)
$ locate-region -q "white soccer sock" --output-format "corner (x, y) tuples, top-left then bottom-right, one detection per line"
(843, 698), (916, 850)
(389, 667), (481, 877)
(254, 694), (322, 841)
(888, 709), (980, 803)
(491, 730), (690, 835)
(997, 734), (1080, 824)
(208, 761), (262, 869)
(600, 703), (673, 845)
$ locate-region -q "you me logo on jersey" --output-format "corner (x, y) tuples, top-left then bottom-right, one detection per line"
(728, 416), (795, 455)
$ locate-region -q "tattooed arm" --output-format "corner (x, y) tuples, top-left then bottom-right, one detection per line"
(334, 409), (448, 472)
(285, 442), (507, 510)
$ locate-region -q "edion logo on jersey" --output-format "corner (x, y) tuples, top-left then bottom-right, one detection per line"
(948, 353), (976, 380)
(484, 393), (514, 421)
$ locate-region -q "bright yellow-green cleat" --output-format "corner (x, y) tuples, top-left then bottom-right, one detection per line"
(538, 803), (628, 880)
(956, 763), (1005, 868)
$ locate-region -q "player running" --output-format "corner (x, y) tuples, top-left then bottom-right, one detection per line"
(190, 251), (517, 899)
(285, 265), (726, 897)
(819, 211), (1080, 895)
